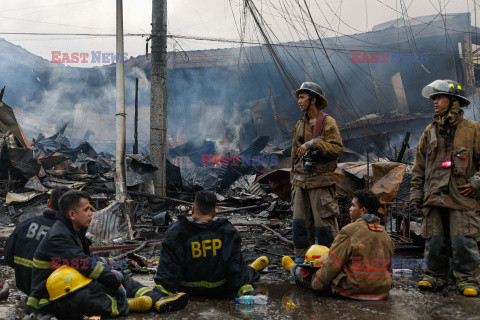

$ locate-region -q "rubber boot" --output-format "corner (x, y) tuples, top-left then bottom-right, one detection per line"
(155, 292), (188, 313)
(282, 256), (296, 272)
(418, 275), (446, 291)
(250, 256), (269, 271)
(458, 282), (479, 297)
(128, 296), (153, 312)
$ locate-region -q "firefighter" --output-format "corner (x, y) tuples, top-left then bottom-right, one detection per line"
(290, 82), (343, 262)
(26, 190), (188, 316)
(154, 190), (269, 298)
(41, 265), (156, 319)
(411, 79), (480, 296)
(283, 190), (395, 300)
(4, 186), (69, 295)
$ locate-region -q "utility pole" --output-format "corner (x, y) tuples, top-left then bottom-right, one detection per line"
(133, 77), (139, 154)
(115, 0), (127, 202)
(150, 0), (167, 197)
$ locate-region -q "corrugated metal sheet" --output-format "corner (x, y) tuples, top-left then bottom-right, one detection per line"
(88, 201), (127, 245)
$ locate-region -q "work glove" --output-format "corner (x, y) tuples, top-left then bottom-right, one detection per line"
(116, 284), (127, 305)
(290, 265), (313, 288)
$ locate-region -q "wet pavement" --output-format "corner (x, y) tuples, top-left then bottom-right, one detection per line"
(2, 262), (480, 320)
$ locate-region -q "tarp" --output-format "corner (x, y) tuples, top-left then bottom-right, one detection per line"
(335, 161), (406, 202)
(371, 162), (407, 202)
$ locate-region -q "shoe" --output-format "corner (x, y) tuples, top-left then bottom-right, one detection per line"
(463, 288), (479, 296)
(418, 275), (446, 291)
(250, 256), (269, 271)
(417, 280), (433, 291)
(128, 296), (153, 312)
(155, 292), (188, 313)
(282, 256), (296, 272)
(458, 282), (479, 297)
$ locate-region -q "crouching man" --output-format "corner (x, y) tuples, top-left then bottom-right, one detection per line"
(154, 190), (269, 298)
(4, 187), (69, 295)
(27, 190), (187, 318)
(283, 190), (395, 300)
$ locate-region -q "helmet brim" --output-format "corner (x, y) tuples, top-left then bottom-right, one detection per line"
(426, 92), (471, 106)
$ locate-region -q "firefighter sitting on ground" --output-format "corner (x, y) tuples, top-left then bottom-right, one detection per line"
(27, 190), (188, 319)
(282, 190), (395, 300)
(154, 190), (269, 298)
(411, 79), (480, 296)
(4, 187), (69, 295)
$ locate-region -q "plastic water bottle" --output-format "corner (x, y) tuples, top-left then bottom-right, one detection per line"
(393, 269), (413, 277)
(235, 295), (268, 305)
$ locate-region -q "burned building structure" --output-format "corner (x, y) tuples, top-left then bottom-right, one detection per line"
(0, 13), (478, 162)
(158, 12), (479, 162)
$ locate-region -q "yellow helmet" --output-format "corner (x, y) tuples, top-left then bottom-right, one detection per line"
(47, 265), (93, 301)
(305, 245), (329, 267)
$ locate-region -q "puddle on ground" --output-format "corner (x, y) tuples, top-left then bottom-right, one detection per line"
(2, 259), (480, 320)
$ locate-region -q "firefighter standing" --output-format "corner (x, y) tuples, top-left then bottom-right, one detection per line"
(411, 80), (480, 296)
(290, 82), (343, 262)
(154, 190), (269, 297)
(4, 187), (69, 295)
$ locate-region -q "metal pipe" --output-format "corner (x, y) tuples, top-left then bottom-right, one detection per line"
(133, 77), (139, 154)
(115, 0), (127, 202)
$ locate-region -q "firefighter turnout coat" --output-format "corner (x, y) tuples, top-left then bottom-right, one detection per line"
(27, 213), (121, 313)
(312, 214), (395, 300)
(4, 210), (57, 295)
(154, 215), (259, 297)
(290, 113), (343, 189)
(410, 103), (480, 211)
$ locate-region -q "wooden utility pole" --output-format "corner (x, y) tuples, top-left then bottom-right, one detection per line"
(150, 0), (167, 197)
(133, 77), (139, 154)
(115, 0), (127, 202)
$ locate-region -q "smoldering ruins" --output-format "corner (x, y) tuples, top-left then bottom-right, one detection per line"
(1, 11), (480, 320)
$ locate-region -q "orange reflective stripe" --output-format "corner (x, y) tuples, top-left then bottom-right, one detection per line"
(328, 250), (343, 271)
(312, 273), (322, 290)
(350, 266), (389, 272)
(368, 223), (384, 231)
(348, 266), (390, 278)
(331, 283), (387, 300)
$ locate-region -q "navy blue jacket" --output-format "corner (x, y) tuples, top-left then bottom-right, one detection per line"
(4, 210), (57, 295)
(154, 215), (258, 297)
(27, 213), (120, 312)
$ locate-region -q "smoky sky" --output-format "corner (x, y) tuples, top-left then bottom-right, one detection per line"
(0, 0), (476, 67)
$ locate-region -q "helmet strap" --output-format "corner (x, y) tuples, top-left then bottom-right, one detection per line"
(446, 98), (454, 114)
(306, 97), (312, 113)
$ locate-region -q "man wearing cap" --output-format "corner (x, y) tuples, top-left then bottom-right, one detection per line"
(290, 82), (343, 263)
(411, 79), (480, 296)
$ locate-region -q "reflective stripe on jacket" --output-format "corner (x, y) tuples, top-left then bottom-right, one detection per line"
(410, 110), (480, 210)
(28, 213), (120, 310)
(154, 215), (258, 297)
(4, 210), (57, 295)
(313, 214), (394, 300)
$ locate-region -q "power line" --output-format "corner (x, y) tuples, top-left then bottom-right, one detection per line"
(0, 31), (466, 56)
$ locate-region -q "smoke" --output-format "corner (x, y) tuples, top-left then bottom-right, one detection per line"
(463, 95), (479, 122)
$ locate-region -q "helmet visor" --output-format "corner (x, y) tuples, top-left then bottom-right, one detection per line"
(421, 80), (453, 99)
